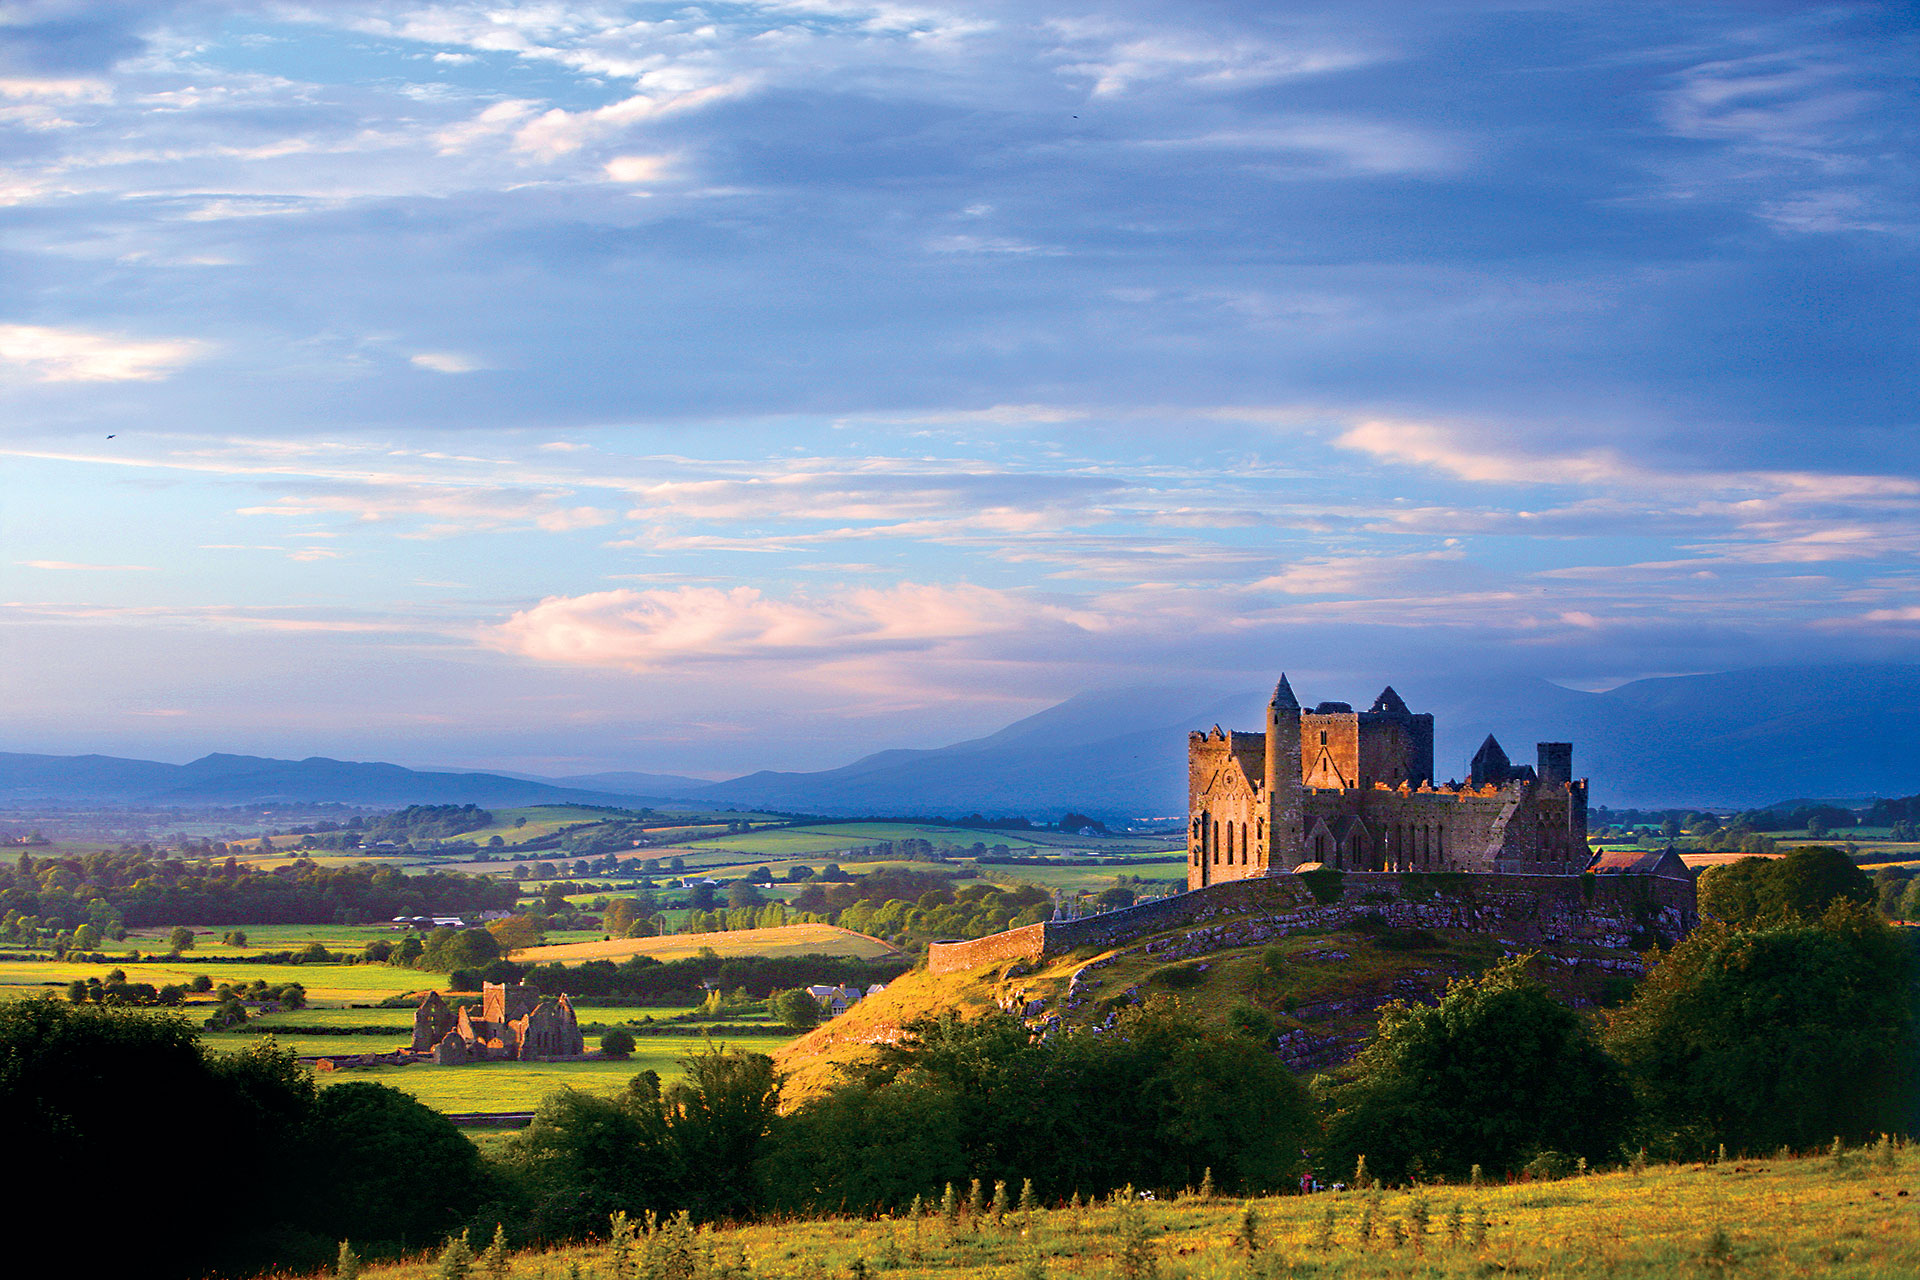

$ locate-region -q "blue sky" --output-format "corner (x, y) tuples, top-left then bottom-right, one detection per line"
(0, 1), (1914, 777)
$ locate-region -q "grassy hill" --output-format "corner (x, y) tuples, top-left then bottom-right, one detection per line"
(351, 1145), (1916, 1279)
(774, 908), (1639, 1102)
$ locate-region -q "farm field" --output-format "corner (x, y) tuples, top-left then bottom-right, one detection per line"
(976, 857), (1188, 893)
(356, 1146), (1918, 1280)
(121, 922), (409, 951)
(0, 957), (436, 1003)
(511, 923), (901, 964)
(311, 1035), (783, 1111)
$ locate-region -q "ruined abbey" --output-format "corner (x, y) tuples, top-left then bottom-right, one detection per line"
(409, 981), (586, 1064)
(1188, 676), (1587, 888)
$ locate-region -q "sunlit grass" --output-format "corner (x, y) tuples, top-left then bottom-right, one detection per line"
(351, 1145), (1918, 1279)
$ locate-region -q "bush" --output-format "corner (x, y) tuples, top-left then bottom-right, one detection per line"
(1321, 957), (1632, 1183)
(1606, 903), (1915, 1153)
(1152, 962), (1205, 989)
(1227, 1004), (1276, 1042)
(601, 1027), (636, 1060)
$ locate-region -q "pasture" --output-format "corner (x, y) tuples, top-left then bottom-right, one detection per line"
(310, 1034), (784, 1111)
(510, 923), (901, 964)
(0, 956), (435, 1004)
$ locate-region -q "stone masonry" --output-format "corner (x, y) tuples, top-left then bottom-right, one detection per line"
(1187, 676), (1588, 887)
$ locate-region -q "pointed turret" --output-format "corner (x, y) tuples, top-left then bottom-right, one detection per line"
(1370, 685), (1409, 716)
(1272, 673), (1299, 709)
(1469, 734), (1510, 786)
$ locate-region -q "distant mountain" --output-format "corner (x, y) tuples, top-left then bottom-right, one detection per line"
(672, 663), (1920, 818)
(6, 664), (1916, 817)
(0, 751), (670, 810)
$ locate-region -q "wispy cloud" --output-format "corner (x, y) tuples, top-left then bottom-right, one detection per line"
(0, 324), (204, 381)
(15, 559), (156, 571)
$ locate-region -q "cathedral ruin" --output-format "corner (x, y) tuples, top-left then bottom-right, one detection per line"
(1188, 676), (1588, 888)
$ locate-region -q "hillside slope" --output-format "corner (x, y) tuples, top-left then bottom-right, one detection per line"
(773, 905), (1641, 1103)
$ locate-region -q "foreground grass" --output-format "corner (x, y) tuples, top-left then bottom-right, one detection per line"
(348, 1148), (1917, 1280)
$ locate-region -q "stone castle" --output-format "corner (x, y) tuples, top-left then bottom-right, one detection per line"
(1188, 676), (1587, 888)
(409, 981), (586, 1064)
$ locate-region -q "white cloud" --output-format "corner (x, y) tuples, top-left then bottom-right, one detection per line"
(513, 83), (751, 160)
(489, 582), (1101, 670)
(1334, 418), (1634, 486)
(410, 351), (483, 373)
(15, 559), (155, 571)
(604, 153), (674, 184)
(0, 324), (205, 382)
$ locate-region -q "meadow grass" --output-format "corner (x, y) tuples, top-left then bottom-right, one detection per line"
(306, 1035), (782, 1111)
(349, 1146), (1919, 1279)
(0, 956), (435, 1003)
(121, 922), (406, 951)
(974, 859), (1189, 893)
(511, 924), (901, 964)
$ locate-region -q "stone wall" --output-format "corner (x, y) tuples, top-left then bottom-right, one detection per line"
(927, 870), (1695, 975)
(926, 922), (1049, 975)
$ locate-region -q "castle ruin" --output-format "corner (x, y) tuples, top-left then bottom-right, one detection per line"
(927, 672), (1694, 979)
(1188, 676), (1587, 887)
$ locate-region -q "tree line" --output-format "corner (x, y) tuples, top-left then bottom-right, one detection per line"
(0, 850), (516, 937)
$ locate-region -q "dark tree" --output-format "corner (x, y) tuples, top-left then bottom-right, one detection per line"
(1697, 845), (1872, 927)
(1606, 903), (1915, 1154)
(1320, 958), (1632, 1182)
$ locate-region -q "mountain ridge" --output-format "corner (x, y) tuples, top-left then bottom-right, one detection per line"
(4, 663), (1916, 815)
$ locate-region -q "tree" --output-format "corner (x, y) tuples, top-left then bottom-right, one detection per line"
(502, 1084), (677, 1241)
(1698, 845), (1873, 927)
(487, 915), (544, 953)
(0, 1001), (325, 1278)
(603, 898), (641, 938)
(601, 1027), (636, 1060)
(1320, 957), (1632, 1182)
(665, 1043), (782, 1220)
(167, 926), (195, 954)
(726, 880), (765, 911)
(223, 929), (248, 948)
(1605, 903), (1915, 1154)
(774, 988), (822, 1030)
(304, 1082), (493, 1249)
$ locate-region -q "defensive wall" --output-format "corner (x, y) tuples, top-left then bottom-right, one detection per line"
(927, 869), (1695, 976)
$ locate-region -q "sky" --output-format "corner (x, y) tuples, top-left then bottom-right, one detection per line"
(0, 1), (1914, 778)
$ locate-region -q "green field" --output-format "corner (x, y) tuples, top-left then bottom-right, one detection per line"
(0, 957), (436, 1004)
(976, 857), (1189, 893)
(309, 1035), (785, 1111)
(356, 1145), (1916, 1279)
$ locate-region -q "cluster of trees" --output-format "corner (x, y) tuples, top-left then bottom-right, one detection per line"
(1872, 866), (1920, 919)
(2, 1000), (499, 1280)
(0, 850), (515, 932)
(1308, 848), (1914, 1182)
(783, 867), (1051, 944)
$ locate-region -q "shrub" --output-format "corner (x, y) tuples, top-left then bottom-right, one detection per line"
(1152, 962), (1204, 989)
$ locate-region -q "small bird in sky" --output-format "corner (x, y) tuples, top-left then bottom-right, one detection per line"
(106, 434), (116, 438)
